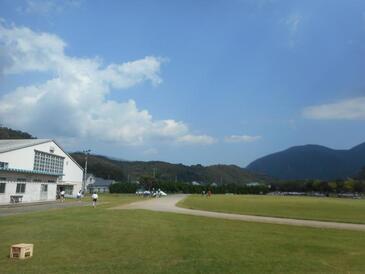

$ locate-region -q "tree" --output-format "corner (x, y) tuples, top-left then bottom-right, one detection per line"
(312, 180), (321, 192)
(344, 180), (354, 193)
(353, 181), (365, 193)
(328, 182), (337, 193)
(354, 167), (365, 180)
(109, 182), (138, 193)
(139, 175), (157, 191)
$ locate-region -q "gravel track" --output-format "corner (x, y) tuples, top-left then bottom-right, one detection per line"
(111, 194), (365, 232)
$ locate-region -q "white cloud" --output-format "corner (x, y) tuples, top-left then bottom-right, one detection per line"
(283, 14), (302, 48)
(285, 14), (302, 34)
(176, 134), (217, 145)
(143, 148), (159, 155)
(224, 135), (261, 143)
(18, 0), (82, 15)
(0, 22), (215, 146)
(303, 97), (365, 120)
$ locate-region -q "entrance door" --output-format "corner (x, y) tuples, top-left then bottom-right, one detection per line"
(40, 184), (48, 200)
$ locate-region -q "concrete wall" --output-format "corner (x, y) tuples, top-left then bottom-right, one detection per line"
(89, 186), (109, 193)
(0, 180), (57, 204)
(0, 140), (83, 196)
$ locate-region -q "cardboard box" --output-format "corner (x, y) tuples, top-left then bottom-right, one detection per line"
(10, 243), (33, 259)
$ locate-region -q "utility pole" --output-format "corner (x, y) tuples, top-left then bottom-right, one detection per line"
(153, 168), (156, 178)
(82, 149), (91, 193)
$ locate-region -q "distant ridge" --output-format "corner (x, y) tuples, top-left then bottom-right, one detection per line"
(0, 126), (35, 139)
(71, 152), (269, 184)
(0, 126), (268, 184)
(247, 142), (365, 180)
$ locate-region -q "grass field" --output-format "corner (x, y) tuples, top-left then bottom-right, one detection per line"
(1, 194), (365, 273)
(179, 194), (365, 224)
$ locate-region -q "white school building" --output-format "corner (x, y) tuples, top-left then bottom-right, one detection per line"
(0, 139), (83, 204)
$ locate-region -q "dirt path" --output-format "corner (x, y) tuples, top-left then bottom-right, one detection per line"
(111, 194), (365, 232)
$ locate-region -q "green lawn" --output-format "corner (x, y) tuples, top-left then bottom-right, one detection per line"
(64, 193), (141, 205)
(179, 194), (365, 224)
(1, 194), (365, 273)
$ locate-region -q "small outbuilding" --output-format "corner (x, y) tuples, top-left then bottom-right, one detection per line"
(87, 176), (115, 193)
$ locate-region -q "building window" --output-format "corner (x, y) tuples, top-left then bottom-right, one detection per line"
(33, 179), (42, 182)
(0, 161), (8, 169)
(17, 178), (26, 182)
(0, 183), (5, 193)
(63, 185), (73, 195)
(41, 184), (48, 192)
(33, 150), (64, 174)
(16, 183), (26, 193)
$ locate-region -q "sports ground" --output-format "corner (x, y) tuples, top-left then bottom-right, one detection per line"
(1, 194), (365, 273)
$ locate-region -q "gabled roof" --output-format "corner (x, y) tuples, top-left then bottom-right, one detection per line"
(89, 177), (114, 187)
(0, 139), (51, 153)
(0, 139), (83, 171)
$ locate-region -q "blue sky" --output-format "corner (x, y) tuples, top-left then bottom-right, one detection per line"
(1, 0), (365, 166)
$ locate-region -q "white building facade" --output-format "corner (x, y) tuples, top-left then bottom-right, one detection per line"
(0, 139), (83, 204)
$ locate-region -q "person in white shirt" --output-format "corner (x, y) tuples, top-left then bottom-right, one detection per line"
(60, 190), (65, 203)
(91, 192), (98, 207)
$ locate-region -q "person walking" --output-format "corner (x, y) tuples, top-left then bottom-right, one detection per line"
(77, 190), (82, 200)
(60, 190), (65, 202)
(92, 192), (98, 207)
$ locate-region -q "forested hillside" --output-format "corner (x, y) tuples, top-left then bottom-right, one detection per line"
(0, 126), (35, 139)
(71, 152), (269, 184)
(247, 143), (365, 180)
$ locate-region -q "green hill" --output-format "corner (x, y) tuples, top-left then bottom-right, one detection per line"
(0, 126), (268, 184)
(71, 152), (269, 185)
(247, 143), (365, 180)
(0, 126), (35, 139)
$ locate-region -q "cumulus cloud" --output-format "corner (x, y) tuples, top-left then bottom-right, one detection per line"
(303, 97), (365, 120)
(0, 22), (215, 146)
(224, 135), (261, 143)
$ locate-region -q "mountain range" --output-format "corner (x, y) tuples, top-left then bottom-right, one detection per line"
(0, 127), (268, 184)
(247, 143), (365, 180)
(2, 126), (365, 181)
(70, 152), (269, 185)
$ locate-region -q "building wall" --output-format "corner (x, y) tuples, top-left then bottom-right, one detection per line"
(0, 172), (57, 204)
(85, 174), (96, 189)
(0, 140), (83, 196)
(89, 186), (109, 193)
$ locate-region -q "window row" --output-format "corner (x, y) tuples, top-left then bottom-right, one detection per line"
(0, 178), (55, 183)
(34, 151), (64, 174)
(16, 183), (26, 193)
(0, 183), (49, 194)
(0, 161), (9, 169)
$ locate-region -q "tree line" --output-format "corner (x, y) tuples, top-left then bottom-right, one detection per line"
(109, 175), (365, 195)
(270, 179), (365, 193)
(109, 175), (269, 194)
